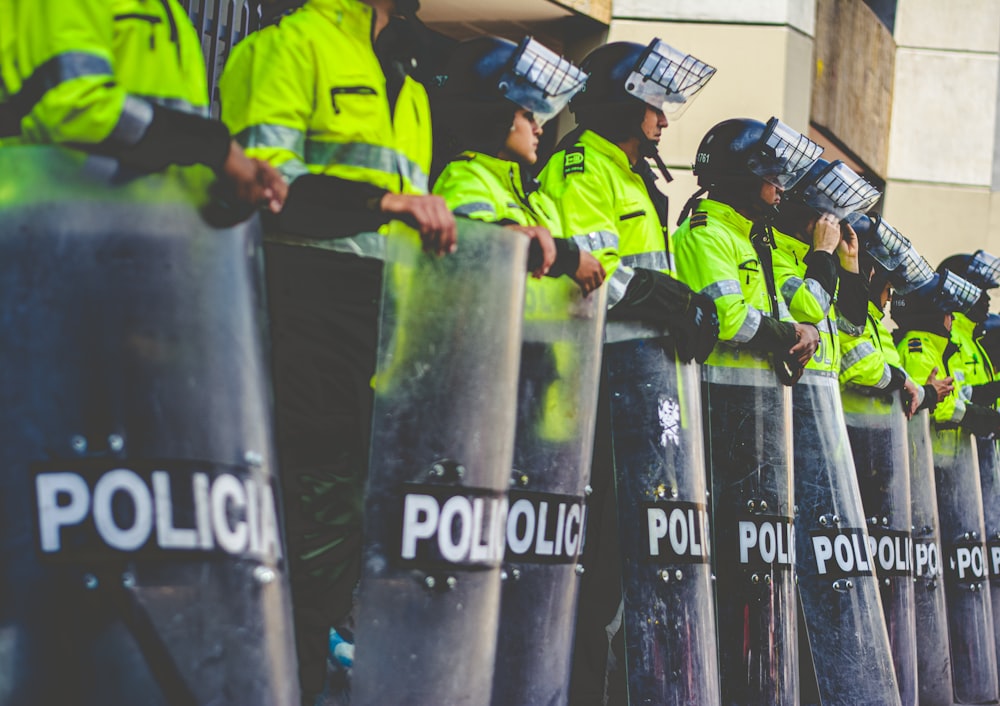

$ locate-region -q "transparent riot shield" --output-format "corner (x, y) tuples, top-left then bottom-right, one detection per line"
(792, 374), (900, 706)
(490, 274), (607, 706)
(843, 390), (917, 706)
(977, 436), (1000, 679)
(908, 410), (953, 706)
(604, 323), (721, 706)
(352, 221), (528, 706)
(932, 427), (1000, 704)
(702, 364), (796, 705)
(0, 147), (297, 705)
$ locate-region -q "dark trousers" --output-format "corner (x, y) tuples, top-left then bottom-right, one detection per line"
(264, 243), (382, 704)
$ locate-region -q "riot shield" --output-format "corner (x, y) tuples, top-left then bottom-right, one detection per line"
(933, 427), (1000, 704)
(604, 323), (721, 706)
(977, 437), (1000, 679)
(0, 147), (298, 705)
(352, 220), (528, 706)
(490, 273), (607, 706)
(908, 410), (954, 706)
(843, 389), (917, 706)
(702, 364), (796, 705)
(793, 374), (900, 706)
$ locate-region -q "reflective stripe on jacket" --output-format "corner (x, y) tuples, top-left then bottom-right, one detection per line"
(538, 129), (669, 309)
(673, 198), (773, 370)
(0, 0), (208, 146)
(772, 231), (840, 374)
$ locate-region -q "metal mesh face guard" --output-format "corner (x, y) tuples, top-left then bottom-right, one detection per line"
(746, 117), (823, 190)
(968, 249), (1000, 289)
(890, 248), (936, 295)
(624, 39), (716, 118)
(498, 37), (588, 125)
(935, 270), (983, 313)
(799, 161), (881, 222)
(864, 217), (911, 271)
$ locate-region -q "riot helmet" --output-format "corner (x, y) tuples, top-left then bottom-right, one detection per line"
(785, 159), (881, 223)
(938, 251), (1000, 290)
(891, 270), (982, 331)
(688, 117), (822, 217)
(434, 36), (587, 157)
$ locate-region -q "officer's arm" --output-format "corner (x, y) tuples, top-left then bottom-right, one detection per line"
(773, 245), (836, 325)
(898, 341), (963, 424)
(21, 0), (230, 172)
(835, 268), (869, 332)
(539, 158), (626, 301)
(840, 332), (895, 390)
(674, 225), (796, 352)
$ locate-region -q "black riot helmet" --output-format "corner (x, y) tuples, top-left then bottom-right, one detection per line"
(891, 269), (983, 333)
(433, 36), (587, 157)
(939, 251), (1000, 290)
(570, 39), (714, 143)
(688, 117), (822, 218)
(775, 158), (881, 240)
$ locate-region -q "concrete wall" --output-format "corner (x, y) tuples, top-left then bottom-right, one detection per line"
(883, 0), (1000, 271)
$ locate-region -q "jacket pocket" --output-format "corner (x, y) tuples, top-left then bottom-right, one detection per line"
(330, 85), (378, 115)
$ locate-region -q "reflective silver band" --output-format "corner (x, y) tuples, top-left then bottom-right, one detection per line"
(732, 306), (762, 343)
(572, 230), (619, 252)
(454, 202), (496, 218)
(837, 314), (865, 337)
(278, 158), (311, 183)
(306, 140), (429, 193)
(622, 250), (669, 272)
(105, 95), (154, 147)
(951, 399), (967, 424)
(237, 123), (306, 153)
(137, 95), (209, 117)
(702, 362), (781, 387)
(702, 279), (742, 301)
(805, 278), (832, 312)
(605, 321), (671, 344)
(781, 276), (802, 304)
(798, 369), (840, 385)
(777, 299), (791, 321)
(605, 264), (634, 309)
(841, 341), (876, 370)
(876, 365), (893, 390)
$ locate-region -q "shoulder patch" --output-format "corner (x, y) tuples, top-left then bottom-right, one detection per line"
(690, 211), (709, 229)
(908, 339), (923, 353)
(564, 147), (585, 176)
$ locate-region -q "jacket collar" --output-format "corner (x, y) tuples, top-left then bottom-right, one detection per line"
(307, 0), (374, 39)
(461, 150), (538, 198)
(579, 129), (634, 172)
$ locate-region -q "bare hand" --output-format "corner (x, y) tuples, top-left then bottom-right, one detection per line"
(838, 222), (860, 273)
(380, 193), (457, 256)
(927, 366), (954, 403)
(812, 212), (841, 254)
(572, 251), (605, 294)
(902, 377), (921, 418)
(221, 141), (288, 212)
(789, 322), (819, 365)
(509, 225), (557, 279)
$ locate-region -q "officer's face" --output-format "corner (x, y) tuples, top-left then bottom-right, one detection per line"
(759, 181), (783, 207)
(640, 107), (668, 144)
(500, 109), (542, 165)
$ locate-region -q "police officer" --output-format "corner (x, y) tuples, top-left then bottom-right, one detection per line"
(432, 35), (604, 292)
(0, 0), (285, 210)
(673, 116), (823, 704)
(218, 2), (468, 703)
(538, 39), (718, 705)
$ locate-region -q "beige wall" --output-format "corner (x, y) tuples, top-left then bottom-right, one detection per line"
(604, 19), (814, 217)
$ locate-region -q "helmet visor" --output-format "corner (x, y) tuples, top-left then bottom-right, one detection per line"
(799, 161), (881, 222)
(936, 270), (983, 314)
(747, 117), (823, 190)
(968, 249), (1000, 289)
(499, 37), (588, 125)
(863, 217), (910, 271)
(624, 39), (716, 118)
(890, 248), (935, 295)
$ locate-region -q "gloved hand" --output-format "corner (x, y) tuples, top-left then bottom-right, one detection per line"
(674, 292), (720, 364)
(961, 403), (1000, 438)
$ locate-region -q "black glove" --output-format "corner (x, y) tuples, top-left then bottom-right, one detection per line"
(961, 403), (1000, 438)
(612, 269), (719, 363)
(887, 365), (908, 392)
(674, 292), (720, 364)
